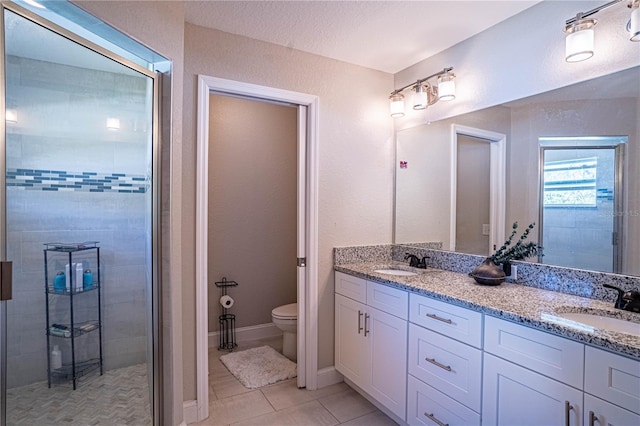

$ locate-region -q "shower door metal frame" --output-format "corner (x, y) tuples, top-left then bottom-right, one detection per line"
(0, 2), (163, 424)
(538, 142), (625, 273)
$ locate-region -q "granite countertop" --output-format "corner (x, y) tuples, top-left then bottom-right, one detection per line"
(335, 261), (640, 360)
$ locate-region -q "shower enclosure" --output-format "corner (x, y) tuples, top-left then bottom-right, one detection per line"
(0, 2), (161, 424)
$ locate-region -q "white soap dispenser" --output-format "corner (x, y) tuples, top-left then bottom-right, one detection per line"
(51, 345), (62, 370)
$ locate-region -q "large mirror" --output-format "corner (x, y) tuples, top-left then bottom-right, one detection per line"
(395, 66), (640, 276)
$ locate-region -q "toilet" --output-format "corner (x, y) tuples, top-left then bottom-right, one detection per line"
(271, 302), (297, 362)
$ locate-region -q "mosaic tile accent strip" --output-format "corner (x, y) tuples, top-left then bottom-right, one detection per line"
(6, 168), (149, 193)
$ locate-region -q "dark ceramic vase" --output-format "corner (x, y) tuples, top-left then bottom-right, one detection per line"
(470, 257), (506, 286)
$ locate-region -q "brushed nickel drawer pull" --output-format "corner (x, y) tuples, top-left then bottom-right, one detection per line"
(364, 313), (370, 336)
(565, 401), (574, 426)
(357, 310), (363, 334)
(424, 412), (449, 426)
(588, 410), (599, 426)
(425, 357), (452, 372)
(426, 313), (452, 324)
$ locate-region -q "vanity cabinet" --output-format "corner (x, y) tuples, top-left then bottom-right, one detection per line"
(334, 271), (408, 420)
(407, 293), (483, 426)
(483, 316), (640, 426)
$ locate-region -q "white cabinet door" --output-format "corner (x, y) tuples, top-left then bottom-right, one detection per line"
(483, 353), (583, 426)
(335, 293), (370, 387)
(584, 393), (640, 426)
(368, 305), (407, 420)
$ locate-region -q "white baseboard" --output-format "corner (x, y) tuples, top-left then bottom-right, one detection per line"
(208, 322), (282, 348)
(316, 366), (343, 389)
(182, 400), (198, 425)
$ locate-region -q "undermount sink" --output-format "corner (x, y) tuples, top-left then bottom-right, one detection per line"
(374, 269), (418, 277)
(548, 311), (640, 337)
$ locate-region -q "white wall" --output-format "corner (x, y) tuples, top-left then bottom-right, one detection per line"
(182, 24), (394, 401)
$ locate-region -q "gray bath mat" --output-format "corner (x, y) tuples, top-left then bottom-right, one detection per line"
(220, 345), (297, 389)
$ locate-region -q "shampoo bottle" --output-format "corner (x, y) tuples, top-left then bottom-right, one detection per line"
(83, 269), (93, 290)
(51, 345), (62, 370)
(54, 271), (66, 292)
(65, 263), (71, 292)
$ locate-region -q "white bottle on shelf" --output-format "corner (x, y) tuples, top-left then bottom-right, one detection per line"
(65, 263), (72, 292)
(51, 345), (62, 370)
(75, 263), (83, 292)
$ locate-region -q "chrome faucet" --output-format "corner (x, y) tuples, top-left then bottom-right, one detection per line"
(603, 284), (640, 313)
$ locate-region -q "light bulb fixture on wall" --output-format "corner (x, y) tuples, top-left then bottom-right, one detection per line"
(629, 0), (640, 41)
(106, 117), (120, 130)
(564, 0), (639, 62)
(5, 109), (18, 123)
(388, 67), (455, 118)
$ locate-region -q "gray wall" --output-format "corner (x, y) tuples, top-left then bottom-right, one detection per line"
(456, 135), (491, 256)
(207, 94), (297, 331)
(5, 55), (151, 387)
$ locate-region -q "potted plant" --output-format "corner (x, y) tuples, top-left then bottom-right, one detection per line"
(470, 222), (541, 285)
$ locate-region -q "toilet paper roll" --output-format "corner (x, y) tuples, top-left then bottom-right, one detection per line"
(220, 295), (234, 308)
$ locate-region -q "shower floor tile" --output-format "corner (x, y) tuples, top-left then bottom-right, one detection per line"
(6, 363), (151, 425)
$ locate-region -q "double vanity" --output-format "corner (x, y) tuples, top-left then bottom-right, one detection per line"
(334, 260), (640, 426)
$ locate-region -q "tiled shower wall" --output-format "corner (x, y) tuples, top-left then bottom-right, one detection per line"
(5, 55), (152, 388)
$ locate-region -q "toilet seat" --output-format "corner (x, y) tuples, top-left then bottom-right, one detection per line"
(272, 303), (297, 320)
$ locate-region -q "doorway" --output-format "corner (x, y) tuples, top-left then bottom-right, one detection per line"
(450, 125), (506, 254)
(194, 75), (318, 423)
(0, 3), (161, 425)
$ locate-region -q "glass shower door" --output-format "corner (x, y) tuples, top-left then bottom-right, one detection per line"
(1, 6), (157, 424)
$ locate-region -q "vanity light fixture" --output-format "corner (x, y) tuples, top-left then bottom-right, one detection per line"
(629, 0), (640, 41)
(388, 67), (455, 118)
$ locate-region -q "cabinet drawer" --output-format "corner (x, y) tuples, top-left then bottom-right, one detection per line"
(407, 375), (480, 426)
(408, 323), (482, 412)
(484, 316), (584, 388)
(584, 393), (640, 425)
(584, 346), (640, 415)
(367, 281), (408, 319)
(335, 271), (366, 303)
(409, 293), (483, 348)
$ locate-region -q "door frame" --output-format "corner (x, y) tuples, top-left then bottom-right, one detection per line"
(194, 75), (319, 422)
(450, 124), (506, 253)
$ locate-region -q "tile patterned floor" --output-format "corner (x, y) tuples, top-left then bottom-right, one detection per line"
(195, 337), (398, 426)
(6, 363), (151, 425)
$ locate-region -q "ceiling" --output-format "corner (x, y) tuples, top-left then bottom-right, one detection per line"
(184, 0), (541, 74)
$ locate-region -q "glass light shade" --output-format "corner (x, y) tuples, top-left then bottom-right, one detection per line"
(438, 73), (456, 101)
(565, 19), (596, 62)
(5, 109), (17, 123)
(412, 85), (428, 110)
(389, 93), (405, 118)
(630, 6), (640, 42)
(106, 117), (120, 130)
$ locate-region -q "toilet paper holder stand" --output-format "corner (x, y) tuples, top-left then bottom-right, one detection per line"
(214, 277), (238, 351)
